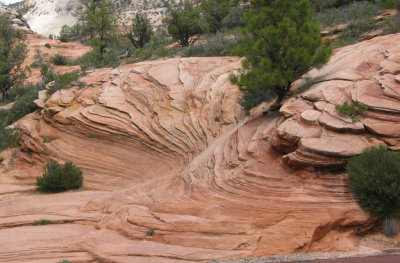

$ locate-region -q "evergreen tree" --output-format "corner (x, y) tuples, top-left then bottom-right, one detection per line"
(127, 12), (153, 48)
(201, 0), (233, 33)
(76, 0), (119, 61)
(231, 0), (332, 110)
(0, 14), (28, 101)
(164, 1), (202, 47)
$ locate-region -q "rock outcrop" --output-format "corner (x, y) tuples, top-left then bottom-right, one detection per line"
(271, 33), (400, 169)
(23, 0), (80, 37)
(0, 53), (378, 262)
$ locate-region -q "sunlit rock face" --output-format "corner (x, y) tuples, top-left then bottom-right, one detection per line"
(23, 0), (80, 36)
(272, 33), (400, 169)
(5, 32), (400, 261)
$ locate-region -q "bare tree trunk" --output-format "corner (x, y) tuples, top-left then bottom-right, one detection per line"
(383, 217), (399, 237)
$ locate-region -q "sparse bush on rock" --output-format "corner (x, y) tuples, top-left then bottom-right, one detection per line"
(50, 54), (69, 66)
(336, 100), (368, 123)
(36, 161), (83, 193)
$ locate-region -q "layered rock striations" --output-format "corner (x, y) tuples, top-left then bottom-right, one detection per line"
(271, 33), (400, 169)
(4, 33), (400, 261)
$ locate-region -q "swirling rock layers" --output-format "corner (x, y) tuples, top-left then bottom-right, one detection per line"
(0, 54), (382, 262)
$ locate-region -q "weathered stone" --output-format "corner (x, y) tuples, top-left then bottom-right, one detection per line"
(280, 98), (314, 118)
(376, 74), (400, 100)
(319, 111), (365, 133)
(299, 134), (372, 158)
(301, 110), (322, 126)
(277, 118), (322, 143)
(352, 79), (400, 113)
(6, 30), (400, 263)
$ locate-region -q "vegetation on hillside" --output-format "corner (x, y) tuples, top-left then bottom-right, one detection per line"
(0, 84), (42, 152)
(0, 14), (29, 101)
(74, 0), (121, 69)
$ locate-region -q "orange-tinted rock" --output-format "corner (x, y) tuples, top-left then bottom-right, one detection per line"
(274, 33), (400, 168)
(7, 32), (400, 261)
(0, 54), (379, 262)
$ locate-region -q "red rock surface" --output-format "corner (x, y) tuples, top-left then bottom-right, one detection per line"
(274, 33), (400, 168)
(23, 31), (91, 83)
(5, 33), (400, 261)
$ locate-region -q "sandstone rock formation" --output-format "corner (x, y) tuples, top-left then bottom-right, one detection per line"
(0, 51), (381, 262)
(271, 33), (400, 169)
(0, 3), (30, 31)
(23, 0), (80, 37)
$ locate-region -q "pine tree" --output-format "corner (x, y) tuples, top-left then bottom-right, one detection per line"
(201, 0), (232, 33)
(0, 14), (28, 101)
(231, 0), (332, 110)
(164, 1), (202, 47)
(127, 12), (153, 48)
(76, 0), (118, 61)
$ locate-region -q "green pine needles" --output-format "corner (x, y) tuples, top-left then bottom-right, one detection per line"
(347, 146), (400, 236)
(231, 0), (332, 110)
(36, 161), (83, 193)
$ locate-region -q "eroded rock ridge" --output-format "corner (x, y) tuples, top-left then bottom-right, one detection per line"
(3, 33), (400, 261)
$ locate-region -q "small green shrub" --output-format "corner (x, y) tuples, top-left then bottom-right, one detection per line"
(347, 146), (400, 236)
(30, 61), (44, 68)
(44, 43), (51, 49)
(88, 133), (96, 138)
(146, 229), (154, 236)
(32, 219), (52, 225)
(318, 1), (381, 28)
(46, 71), (80, 97)
(0, 84), (44, 152)
(0, 128), (21, 151)
(376, 0), (400, 9)
(338, 20), (376, 45)
(58, 260), (71, 263)
(0, 156), (4, 163)
(384, 13), (400, 34)
(180, 33), (243, 57)
(336, 100), (368, 123)
(40, 63), (56, 84)
(6, 90), (39, 125)
(125, 31), (173, 63)
(50, 54), (69, 66)
(235, 83), (279, 111)
(78, 48), (120, 70)
(36, 161), (83, 193)
(43, 138), (58, 143)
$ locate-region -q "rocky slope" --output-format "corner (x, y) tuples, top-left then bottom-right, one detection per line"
(21, 0), (182, 37)
(0, 2), (89, 83)
(5, 32), (400, 261)
(0, 3), (30, 30)
(271, 33), (400, 169)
